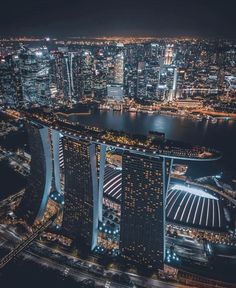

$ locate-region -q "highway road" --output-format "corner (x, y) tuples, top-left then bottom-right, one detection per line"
(0, 224), (185, 288)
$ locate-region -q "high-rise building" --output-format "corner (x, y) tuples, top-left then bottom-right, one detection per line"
(61, 137), (99, 250)
(79, 50), (94, 98)
(50, 51), (65, 101)
(64, 52), (74, 102)
(167, 67), (178, 101)
(16, 123), (53, 225)
(149, 43), (163, 63)
(120, 151), (165, 269)
(137, 61), (146, 98)
(114, 52), (124, 85)
(50, 51), (74, 104)
(0, 55), (22, 106)
(145, 62), (159, 99)
(93, 56), (107, 99)
(164, 45), (174, 66)
(157, 66), (178, 101)
(176, 68), (187, 99)
(123, 45), (139, 98)
(19, 47), (51, 106)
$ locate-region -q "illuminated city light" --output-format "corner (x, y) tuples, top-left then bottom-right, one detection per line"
(0, 27), (235, 287)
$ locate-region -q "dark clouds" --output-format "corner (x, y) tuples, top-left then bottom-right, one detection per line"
(0, 0), (236, 38)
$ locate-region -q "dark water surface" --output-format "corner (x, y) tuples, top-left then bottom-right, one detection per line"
(67, 110), (236, 179)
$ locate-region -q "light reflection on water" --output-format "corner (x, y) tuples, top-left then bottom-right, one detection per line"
(66, 111), (236, 178)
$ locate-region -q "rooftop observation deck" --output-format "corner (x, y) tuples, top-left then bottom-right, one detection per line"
(24, 110), (221, 161)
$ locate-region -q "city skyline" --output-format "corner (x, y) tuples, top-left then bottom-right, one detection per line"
(0, 2), (236, 287)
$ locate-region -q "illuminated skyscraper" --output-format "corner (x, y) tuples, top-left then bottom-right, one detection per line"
(137, 61), (146, 98)
(78, 50), (94, 98)
(114, 52), (124, 85)
(93, 55), (107, 99)
(149, 43), (163, 63)
(164, 45), (174, 66)
(64, 52), (74, 102)
(120, 151), (165, 269)
(167, 66), (178, 101)
(71, 52), (82, 101)
(145, 62), (159, 99)
(0, 55), (22, 106)
(16, 123), (53, 225)
(157, 66), (178, 101)
(19, 47), (51, 106)
(61, 137), (99, 250)
(123, 44), (141, 98)
(50, 51), (74, 103)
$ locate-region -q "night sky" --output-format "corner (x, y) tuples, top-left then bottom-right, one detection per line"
(1, 0), (236, 38)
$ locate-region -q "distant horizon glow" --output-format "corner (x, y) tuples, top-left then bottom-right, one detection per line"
(0, 0), (235, 38)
